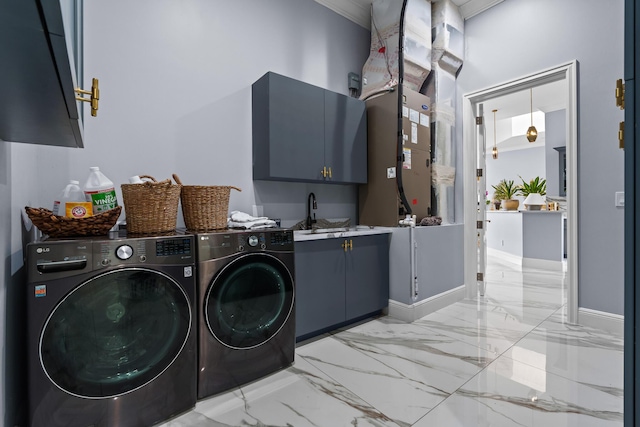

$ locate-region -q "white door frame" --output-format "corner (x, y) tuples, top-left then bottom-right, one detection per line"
(462, 61), (579, 323)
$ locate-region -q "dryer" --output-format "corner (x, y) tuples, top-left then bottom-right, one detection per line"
(25, 232), (197, 427)
(196, 229), (295, 399)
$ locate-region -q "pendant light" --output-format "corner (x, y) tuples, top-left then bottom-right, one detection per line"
(526, 88), (538, 142)
(492, 109), (498, 159)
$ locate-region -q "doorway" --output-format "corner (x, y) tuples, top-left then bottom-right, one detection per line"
(462, 61), (579, 323)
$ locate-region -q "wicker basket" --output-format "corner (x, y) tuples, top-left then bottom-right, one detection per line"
(121, 175), (181, 234)
(173, 174), (241, 232)
(25, 206), (122, 238)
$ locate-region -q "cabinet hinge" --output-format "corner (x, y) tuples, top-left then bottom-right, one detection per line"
(477, 272), (484, 281)
(476, 168), (483, 178)
(477, 221), (483, 230)
(476, 116), (483, 125)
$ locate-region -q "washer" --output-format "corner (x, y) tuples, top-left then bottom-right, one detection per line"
(196, 229), (295, 399)
(26, 231), (197, 427)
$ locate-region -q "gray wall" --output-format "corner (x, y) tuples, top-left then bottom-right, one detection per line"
(545, 109), (566, 197)
(1, 1), (370, 425)
(486, 146), (545, 204)
(457, 0), (625, 315)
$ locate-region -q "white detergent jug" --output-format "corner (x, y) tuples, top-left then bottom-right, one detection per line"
(83, 167), (118, 214)
(53, 180), (92, 218)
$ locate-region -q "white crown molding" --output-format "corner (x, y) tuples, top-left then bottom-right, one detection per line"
(316, 0), (504, 26)
(315, 0), (371, 29)
(458, 0), (504, 19)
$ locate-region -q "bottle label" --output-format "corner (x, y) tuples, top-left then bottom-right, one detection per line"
(85, 188), (118, 214)
(66, 202), (93, 218)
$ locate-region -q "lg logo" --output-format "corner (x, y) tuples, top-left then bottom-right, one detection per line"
(36, 247), (50, 254)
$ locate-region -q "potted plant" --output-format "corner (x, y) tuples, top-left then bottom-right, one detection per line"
(492, 179), (520, 210)
(518, 176), (547, 210)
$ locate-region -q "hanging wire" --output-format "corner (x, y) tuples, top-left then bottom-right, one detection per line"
(492, 109), (498, 159)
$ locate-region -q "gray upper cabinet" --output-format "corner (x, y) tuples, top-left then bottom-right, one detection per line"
(252, 72), (367, 184)
(0, 0), (85, 148)
(324, 91), (367, 183)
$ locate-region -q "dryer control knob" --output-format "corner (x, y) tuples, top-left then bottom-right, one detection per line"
(116, 245), (134, 260)
(248, 235), (259, 247)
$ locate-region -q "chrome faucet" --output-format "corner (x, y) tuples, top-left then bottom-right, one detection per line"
(306, 192), (317, 229)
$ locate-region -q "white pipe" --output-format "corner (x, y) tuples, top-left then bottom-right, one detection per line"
(410, 223), (418, 300)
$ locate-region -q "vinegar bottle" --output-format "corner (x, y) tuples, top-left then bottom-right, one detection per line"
(83, 167), (118, 214)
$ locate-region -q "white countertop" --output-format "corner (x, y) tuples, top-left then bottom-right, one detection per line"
(487, 210), (565, 214)
(294, 226), (394, 242)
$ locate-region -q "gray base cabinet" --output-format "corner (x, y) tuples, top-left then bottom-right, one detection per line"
(295, 234), (389, 339)
(252, 72), (367, 184)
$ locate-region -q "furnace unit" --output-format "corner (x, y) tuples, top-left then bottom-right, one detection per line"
(359, 87), (431, 227)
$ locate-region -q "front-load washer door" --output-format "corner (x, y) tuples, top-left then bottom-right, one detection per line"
(40, 268), (192, 399)
(205, 253), (294, 349)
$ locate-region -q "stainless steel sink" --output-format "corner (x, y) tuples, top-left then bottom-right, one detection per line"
(294, 227), (349, 235)
(290, 218), (351, 231)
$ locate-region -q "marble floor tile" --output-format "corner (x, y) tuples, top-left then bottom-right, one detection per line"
(297, 331), (456, 426)
(155, 255), (622, 427)
(503, 312), (624, 398)
(295, 317), (496, 425)
(412, 356), (623, 427)
(160, 356), (398, 427)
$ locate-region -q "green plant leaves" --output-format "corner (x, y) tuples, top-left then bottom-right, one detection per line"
(491, 179), (519, 200)
(518, 175), (547, 196)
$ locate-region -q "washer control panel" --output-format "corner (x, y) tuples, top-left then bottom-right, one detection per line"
(96, 235), (194, 267)
(237, 230), (293, 252)
(197, 230), (294, 259)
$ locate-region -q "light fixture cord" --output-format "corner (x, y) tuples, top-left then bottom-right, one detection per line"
(493, 109), (497, 148)
(530, 88), (533, 126)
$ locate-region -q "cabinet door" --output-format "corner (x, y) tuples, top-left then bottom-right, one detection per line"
(294, 239), (346, 339)
(0, 0), (83, 147)
(345, 234), (390, 320)
(253, 72), (325, 182)
(324, 91), (367, 184)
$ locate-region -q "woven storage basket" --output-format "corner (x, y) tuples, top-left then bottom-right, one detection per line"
(173, 174), (241, 232)
(121, 175), (181, 234)
(25, 206), (121, 238)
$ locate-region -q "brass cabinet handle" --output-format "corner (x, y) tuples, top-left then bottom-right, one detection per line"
(328, 167), (332, 178)
(619, 121), (625, 150)
(616, 78), (625, 110)
(75, 77), (99, 117)
(341, 240), (353, 251)
(321, 166), (327, 178)
(615, 79), (625, 150)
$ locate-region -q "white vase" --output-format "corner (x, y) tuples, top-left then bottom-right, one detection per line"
(523, 193), (546, 210)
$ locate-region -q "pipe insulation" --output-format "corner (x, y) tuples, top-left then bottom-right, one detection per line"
(360, 0), (432, 100)
(426, 0), (464, 224)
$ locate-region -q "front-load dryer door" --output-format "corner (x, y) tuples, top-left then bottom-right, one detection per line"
(40, 268), (192, 399)
(205, 253), (294, 349)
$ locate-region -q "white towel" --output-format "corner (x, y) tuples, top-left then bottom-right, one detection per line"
(229, 211), (269, 223)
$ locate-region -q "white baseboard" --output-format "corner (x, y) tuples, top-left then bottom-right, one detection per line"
(487, 247), (523, 266)
(522, 257), (564, 271)
(578, 307), (624, 336)
(388, 285), (465, 323)
(487, 248), (564, 271)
